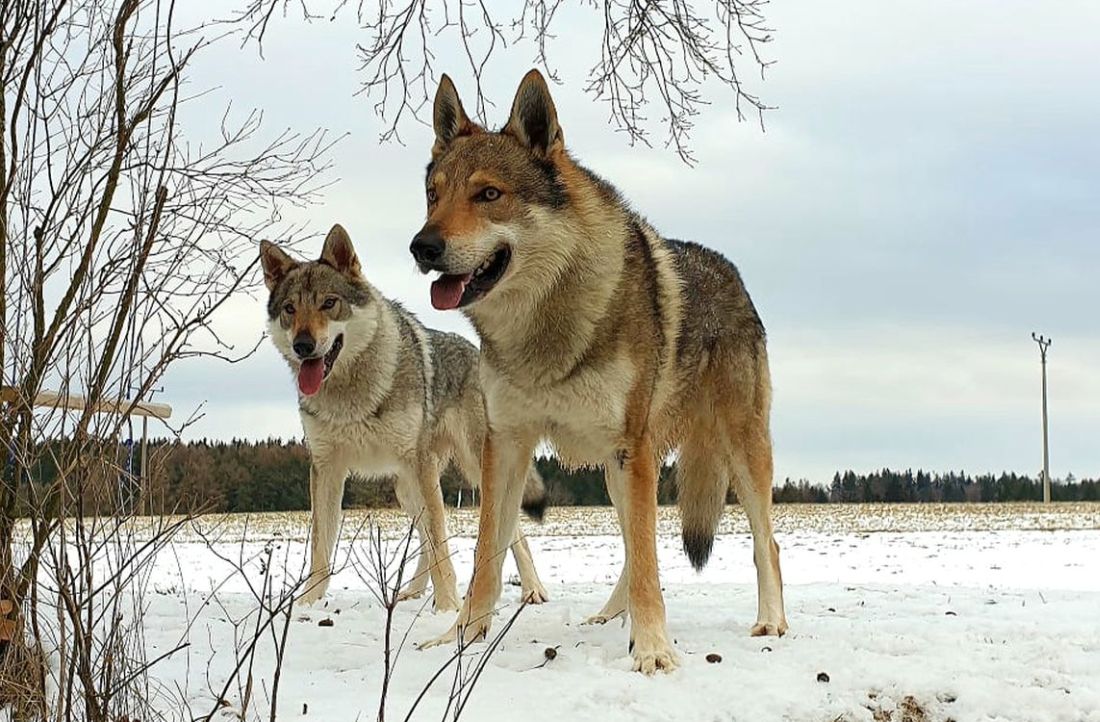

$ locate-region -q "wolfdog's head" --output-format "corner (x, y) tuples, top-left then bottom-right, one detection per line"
(411, 69), (590, 313)
(260, 224), (377, 397)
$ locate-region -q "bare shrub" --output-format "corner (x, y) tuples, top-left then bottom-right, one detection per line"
(0, 0), (331, 716)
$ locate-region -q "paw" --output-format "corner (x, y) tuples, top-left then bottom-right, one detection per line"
(296, 581), (327, 607)
(418, 615), (491, 650)
(629, 629), (679, 675)
(750, 619), (788, 637)
(432, 594), (462, 613)
(521, 582), (549, 605)
(418, 623), (457, 650)
(583, 608), (626, 626)
(396, 586), (426, 603)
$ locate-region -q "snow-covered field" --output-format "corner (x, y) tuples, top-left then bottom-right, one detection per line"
(135, 503), (1099, 721)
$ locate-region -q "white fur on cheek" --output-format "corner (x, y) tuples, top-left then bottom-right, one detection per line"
(328, 301), (381, 376)
(268, 317), (296, 365)
(441, 222), (518, 274)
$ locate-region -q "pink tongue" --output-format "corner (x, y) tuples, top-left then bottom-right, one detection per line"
(298, 358), (325, 396)
(430, 274), (472, 310)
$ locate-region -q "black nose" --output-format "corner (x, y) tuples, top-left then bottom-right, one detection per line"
(292, 333), (316, 358)
(410, 227), (445, 265)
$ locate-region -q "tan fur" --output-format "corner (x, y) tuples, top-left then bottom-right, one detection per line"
(416, 71), (787, 672)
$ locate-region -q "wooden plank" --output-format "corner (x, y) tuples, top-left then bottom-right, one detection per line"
(0, 387), (172, 420)
(0, 598), (13, 641)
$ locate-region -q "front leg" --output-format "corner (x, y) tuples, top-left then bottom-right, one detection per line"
(422, 431), (534, 648)
(300, 458), (348, 605)
(622, 435), (678, 673)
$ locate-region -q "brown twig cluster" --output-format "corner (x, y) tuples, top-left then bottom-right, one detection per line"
(583, 0), (775, 163)
(191, 521), (304, 721)
(343, 517), (527, 722)
(182, 514), (527, 720)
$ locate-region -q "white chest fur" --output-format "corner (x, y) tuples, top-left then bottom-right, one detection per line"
(481, 355), (635, 467)
(300, 400), (421, 478)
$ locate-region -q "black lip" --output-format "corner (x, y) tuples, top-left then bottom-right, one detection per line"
(320, 334), (343, 376)
(457, 246), (511, 308)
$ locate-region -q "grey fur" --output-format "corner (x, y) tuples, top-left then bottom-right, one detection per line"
(266, 262), (370, 321)
(426, 329), (479, 417)
(668, 239), (766, 366)
(261, 229), (548, 610)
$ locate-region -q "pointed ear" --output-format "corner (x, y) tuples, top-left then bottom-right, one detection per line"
(504, 69), (563, 155)
(259, 240), (297, 292)
(433, 74), (481, 157)
(320, 223), (361, 277)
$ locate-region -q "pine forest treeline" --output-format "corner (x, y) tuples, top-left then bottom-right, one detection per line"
(11, 437), (1098, 516)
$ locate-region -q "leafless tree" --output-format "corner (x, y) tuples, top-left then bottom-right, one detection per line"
(232, 0), (775, 162)
(0, 0), (333, 716)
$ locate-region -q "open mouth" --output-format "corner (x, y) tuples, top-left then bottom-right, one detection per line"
(297, 334), (343, 396)
(429, 246), (512, 311)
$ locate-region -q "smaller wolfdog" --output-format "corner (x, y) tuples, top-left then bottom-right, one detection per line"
(260, 224), (548, 610)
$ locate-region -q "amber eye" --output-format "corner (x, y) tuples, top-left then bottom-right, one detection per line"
(320, 297), (336, 310)
(426, 188), (438, 204)
(283, 303), (295, 315)
(476, 187), (502, 202)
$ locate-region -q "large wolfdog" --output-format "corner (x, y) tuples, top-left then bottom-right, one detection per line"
(411, 72), (786, 672)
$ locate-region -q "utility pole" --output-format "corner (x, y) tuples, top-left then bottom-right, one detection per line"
(1031, 332), (1052, 503)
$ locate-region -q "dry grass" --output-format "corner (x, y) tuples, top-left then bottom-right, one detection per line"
(870, 695), (928, 722)
(833, 692), (959, 722)
(124, 501), (1100, 546)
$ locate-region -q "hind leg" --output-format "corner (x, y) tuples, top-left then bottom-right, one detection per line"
(510, 529), (549, 604)
(395, 462), (460, 612)
(730, 428), (787, 637)
(396, 542), (432, 602)
(393, 478), (431, 602)
(585, 464), (629, 625)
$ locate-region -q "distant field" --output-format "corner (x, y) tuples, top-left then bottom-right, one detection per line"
(161, 501), (1100, 543)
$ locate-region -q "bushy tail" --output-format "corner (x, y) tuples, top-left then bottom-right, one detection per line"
(680, 350), (772, 570)
(520, 464), (548, 523)
(677, 448), (727, 571)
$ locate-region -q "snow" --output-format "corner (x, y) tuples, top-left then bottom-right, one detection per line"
(65, 505), (1100, 720)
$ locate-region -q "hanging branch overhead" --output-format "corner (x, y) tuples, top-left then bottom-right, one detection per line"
(232, 0), (774, 162)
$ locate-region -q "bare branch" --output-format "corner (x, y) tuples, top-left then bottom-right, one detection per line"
(0, 0), (333, 714)
(230, 0), (775, 159)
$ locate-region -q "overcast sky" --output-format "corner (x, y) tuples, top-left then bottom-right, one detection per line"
(160, 1), (1100, 483)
